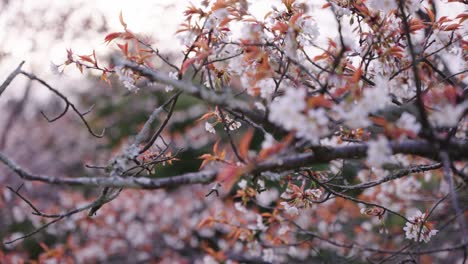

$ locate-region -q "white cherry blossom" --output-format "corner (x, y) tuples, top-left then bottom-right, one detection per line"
(115, 66), (139, 93)
(403, 210), (438, 243)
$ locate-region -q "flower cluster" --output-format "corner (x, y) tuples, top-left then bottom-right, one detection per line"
(269, 88), (329, 143)
(254, 78), (276, 100)
(280, 181), (323, 216)
(336, 86), (390, 129)
(164, 71), (178, 92)
(295, 15), (320, 47)
(403, 210), (438, 243)
(115, 66), (139, 93)
(203, 109), (242, 134)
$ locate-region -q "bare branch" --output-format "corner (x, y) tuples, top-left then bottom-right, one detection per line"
(328, 163), (442, 190)
(115, 58), (280, 134)
(19, 71), (105, 138)
(294, 223), (468, 255)
(0, 61), (25, 97)
(4, 189), (121, 245)
(0, 80), (32, 149)
(1, 139), (467, 189)
(440, 151), (467, 244)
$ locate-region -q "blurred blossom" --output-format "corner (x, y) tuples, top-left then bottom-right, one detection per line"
(256, 78), (276, 100)
(396, 112), (421, 135)
(336, 85), (390, 129)
(164, 71), (178, 92)
(202, 255), (219, 264)
(296, 16), (320, 46)
(261, 133), (276, 149)
(278, 225), (289, 236)
(234, 202), (248, 213)
(254, 101), (266, 111)
(256, 189), (279, 206)
(254, 214), (268, 231)
(262, 248), (275, 263)
(237, 179), (248, 189)
(367, 136), (392, 169)
(367, 0), (397, 14)
(429, 102), (467, 127)
(257, 179), (265, 189)
(280, 201), (299, 216)
(304, 188), (322, 200)
(49, 61), (62, 75)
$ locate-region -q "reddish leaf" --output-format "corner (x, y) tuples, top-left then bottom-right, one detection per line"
(370, 116), (387, 127)
(75, 63), (83, 73)
(290, 12), (303, 26)
(213, 140), (221, 155)
(313, 52), (329, 62)
(92, 50), (98, 67)
(456, 13), (468, 23)
(442, 23), (461, 31)
(239, 129), (254, 161)
(217, 165), (247, 193)
(78, 55), (94, 64)
(196, 112), (215, 122)
(117, 43), (128, 57)
(271, 22), (288, 33)
(425, 7), (435, 23)
(101, 72), (111, 85)
(104, 32), (122, 44)
(121, 31), (135, 39)
(198, 141), (226, 169)
(181, 58), (197, 74)
(409, 18), (426, 33)
(197, 217), (214, 229)
(258, 133), (294, 161)
(198, 154), (213, 170)
(350, 68), (362, 84)
(307, 95), (333, 108)
(65, 48), (74, 65)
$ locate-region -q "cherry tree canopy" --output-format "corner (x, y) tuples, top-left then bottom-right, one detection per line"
(1, 0), (467, 263)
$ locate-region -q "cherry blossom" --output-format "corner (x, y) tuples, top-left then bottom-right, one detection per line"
(403, 210), (439, 243)
(1, 0), (467, 262)
(115, 65), (139, 93)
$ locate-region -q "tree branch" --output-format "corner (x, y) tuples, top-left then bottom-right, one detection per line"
(1, 139), (467, 189)
(0, 61), (25, 97)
